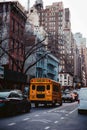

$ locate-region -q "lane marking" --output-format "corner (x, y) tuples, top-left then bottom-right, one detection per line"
(65, 114), (69, 116)
(30, 119), (48, 123)
(48, 102), (78, 113)
(44, 126), (50, 129)
(23, 118), (30, 121)
(61, 117), (64, 120)
(48, 107), (60, 113)
(8, 123), (16, 126)
(43, 112), (47, 114)
(43, 119), (52, 122)
(54, 110), (68, 113)
(69, 107), (78, 114)
(54, 121), (59, 123)
(30, 119), (52, 123)
(35, 114), (39, 117)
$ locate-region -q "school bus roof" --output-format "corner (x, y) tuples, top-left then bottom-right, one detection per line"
(30, 78), (59, 84)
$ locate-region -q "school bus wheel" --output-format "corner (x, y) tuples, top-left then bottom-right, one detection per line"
(59, 101), (62, 106)
(35, 103), (38, 108)
(52, 102), (56, 107)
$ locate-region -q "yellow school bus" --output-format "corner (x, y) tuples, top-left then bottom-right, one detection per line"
(29, 78), (62, 107)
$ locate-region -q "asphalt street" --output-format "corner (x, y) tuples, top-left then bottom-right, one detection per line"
(0, 102), (87, 130)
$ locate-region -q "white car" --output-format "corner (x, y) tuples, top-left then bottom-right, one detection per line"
(78, 88), (87, 114)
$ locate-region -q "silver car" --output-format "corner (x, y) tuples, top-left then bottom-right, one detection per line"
(78, 88), (87, 114)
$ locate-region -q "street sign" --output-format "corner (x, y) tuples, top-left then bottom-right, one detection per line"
(0, 66), (4, 79)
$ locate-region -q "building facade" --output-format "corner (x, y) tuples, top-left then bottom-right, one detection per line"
(35, 1), (76, 86)
(74, 33), (87, 86)
(25, 4), (59, 82)
(59, 72), (73, 90)
(0, 1), (27, 89)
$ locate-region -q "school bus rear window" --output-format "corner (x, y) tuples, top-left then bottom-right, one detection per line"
(47, 85), (50, 90)
(53, 85), (59, 92)
(37, 86), (45, 91)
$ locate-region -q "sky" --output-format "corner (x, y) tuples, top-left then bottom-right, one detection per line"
(1, 0), (87, 39)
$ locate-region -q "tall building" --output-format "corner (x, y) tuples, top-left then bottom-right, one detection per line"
(37, 2), (67, 72)
(63, 8), (75, 75)
(71, 34), (80, 87)
(74, 33), (87, 86)
(64, 8), (71, 53)
(37, 2), (75, 75)
(74, 33), (86, 54)
(86, 48), (87, 85)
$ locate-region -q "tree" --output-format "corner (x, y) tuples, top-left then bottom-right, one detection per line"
(0, 28), (49, 87)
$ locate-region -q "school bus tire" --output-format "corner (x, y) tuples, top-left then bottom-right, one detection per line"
(35, 103), (38, 108)
(52, 102), (56, 107)
(44, 103), (47, 107)
(59, 101), (62, 106)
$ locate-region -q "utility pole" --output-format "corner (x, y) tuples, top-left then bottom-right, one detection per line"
(27, 0), (30, 13)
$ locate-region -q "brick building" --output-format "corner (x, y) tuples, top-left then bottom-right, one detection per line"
(0, 1), (27, 89)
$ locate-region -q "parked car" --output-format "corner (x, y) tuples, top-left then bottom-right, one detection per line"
(78, 88), (87, 114)
(62, 92), (75, 102)
(0, 90), (31, 116)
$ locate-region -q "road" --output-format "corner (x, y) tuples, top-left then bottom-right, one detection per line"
(0, 102), (87, 130)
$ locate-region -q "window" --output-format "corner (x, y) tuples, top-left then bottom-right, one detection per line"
(47, 85), (50, 90)
(12, 60), (14, 70)
(32, 85), (35, 90)
(0, 5), (3, 13)
(16, 60), (19, 71)
(11, 39), (14, 52)
(60, 74), (62, 77)
(17, 42), (19, 55)
(5, 4), (8, 12)
(30, 9), (33, 13)
(9, 93), (20, 98)
(0, 16), (2, 26)
(16, 22), (19, 35)
(37, 86), (45, 91)
(64, 74), (67, 79)
(12, 18), (15, 32)
(53, 85), (59, 92)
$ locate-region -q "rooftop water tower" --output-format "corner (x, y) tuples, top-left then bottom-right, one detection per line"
(34, 0), (43, 11)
